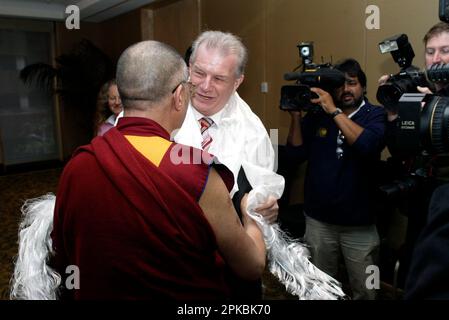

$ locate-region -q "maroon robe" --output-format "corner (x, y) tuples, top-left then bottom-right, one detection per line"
(51, 117), (233, 300)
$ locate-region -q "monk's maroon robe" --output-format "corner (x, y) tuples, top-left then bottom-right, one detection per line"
(51, 117), (234, 300)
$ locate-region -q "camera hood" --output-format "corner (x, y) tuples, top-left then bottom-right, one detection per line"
(284, 68), (346, 88)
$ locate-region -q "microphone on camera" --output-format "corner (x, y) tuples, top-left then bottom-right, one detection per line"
(284, 68), (346, 88)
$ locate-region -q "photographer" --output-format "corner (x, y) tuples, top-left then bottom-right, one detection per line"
(423, 22), (449, 93)
(379, 22), (449, 115)
(402, 22), (449, 300)
(286, 58), (386, 300)
(377, 22), (449, 298)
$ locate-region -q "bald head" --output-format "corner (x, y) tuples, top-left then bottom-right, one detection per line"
(116, 41), (188, 109)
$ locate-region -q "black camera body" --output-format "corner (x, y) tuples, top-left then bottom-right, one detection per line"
(377, 66), (428, 110)
(376, 34), (429, 111)
(280, 84), (317, 112)
(280, 42), (345, 112)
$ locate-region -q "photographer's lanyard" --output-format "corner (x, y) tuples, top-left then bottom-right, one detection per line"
(336, 101), (365, 160)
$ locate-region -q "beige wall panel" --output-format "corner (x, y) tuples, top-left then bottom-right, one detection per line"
(100, 10), (143, 63)
(201, 0), (267, 123)
(141, 9), (155, 41)
(151, 0), (200, 55)
(365, 0), (439, 104)
(266, 0), (368, 143)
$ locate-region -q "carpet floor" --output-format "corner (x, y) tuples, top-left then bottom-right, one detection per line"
(0, 168), (62, 300)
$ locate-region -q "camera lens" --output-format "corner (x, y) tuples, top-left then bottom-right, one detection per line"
(301, 47), (310, 57)
(376, 83), (404, 108)
(377, 76), (419, 108)
(420, 95), (449, 153)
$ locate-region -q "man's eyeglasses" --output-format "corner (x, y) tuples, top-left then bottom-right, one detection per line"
(171, 80), (196, 96)
(336, 131), (344, 160)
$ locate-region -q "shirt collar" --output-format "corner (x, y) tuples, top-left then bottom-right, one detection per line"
(347, 99), (365, 119)
(191, 102), (228, 127)
(106, 114), (117, 125)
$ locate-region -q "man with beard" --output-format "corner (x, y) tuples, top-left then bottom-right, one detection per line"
(286, 58), (386, 300)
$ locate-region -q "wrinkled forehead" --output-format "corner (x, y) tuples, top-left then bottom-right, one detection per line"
(192, 46), (239, 76)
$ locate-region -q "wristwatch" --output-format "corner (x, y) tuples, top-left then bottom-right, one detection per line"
(330, 108), (343, 118)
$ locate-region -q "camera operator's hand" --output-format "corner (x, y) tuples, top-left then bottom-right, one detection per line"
(377, 74), (400, 121)
(310, 87), (338, 114)
(378, 74), (390, 86)
(311, 87), (365, 145)
(386, 110), (398, 122)
(417, 86), (433, 94)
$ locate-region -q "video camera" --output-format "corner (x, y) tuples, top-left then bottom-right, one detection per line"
(279, 42), (345, 112)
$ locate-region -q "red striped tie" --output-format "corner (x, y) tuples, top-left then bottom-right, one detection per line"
(199, 117), (214, 151)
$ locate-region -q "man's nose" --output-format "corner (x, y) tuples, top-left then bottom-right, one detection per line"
(199, 76), (211, 91)
(432, 52), (442, 64)
(343, 83), (352, 92)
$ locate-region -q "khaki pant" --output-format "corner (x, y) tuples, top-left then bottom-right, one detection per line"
(304, 215), (380, 300)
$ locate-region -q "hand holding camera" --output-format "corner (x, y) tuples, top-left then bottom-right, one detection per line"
(310, 87), (339, 115)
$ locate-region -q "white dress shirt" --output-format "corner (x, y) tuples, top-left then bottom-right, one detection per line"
(174, 92), (284, 197)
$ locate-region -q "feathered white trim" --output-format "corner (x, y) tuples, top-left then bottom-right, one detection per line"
(10, 194), (61, 300)
(247, 187), (347, 300)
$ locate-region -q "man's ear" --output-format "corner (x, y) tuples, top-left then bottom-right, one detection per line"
(173, 84), (186, 112)
(234, 74), (244, 90)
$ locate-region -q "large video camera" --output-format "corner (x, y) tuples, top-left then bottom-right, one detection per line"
(279, 42), (345, 112)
